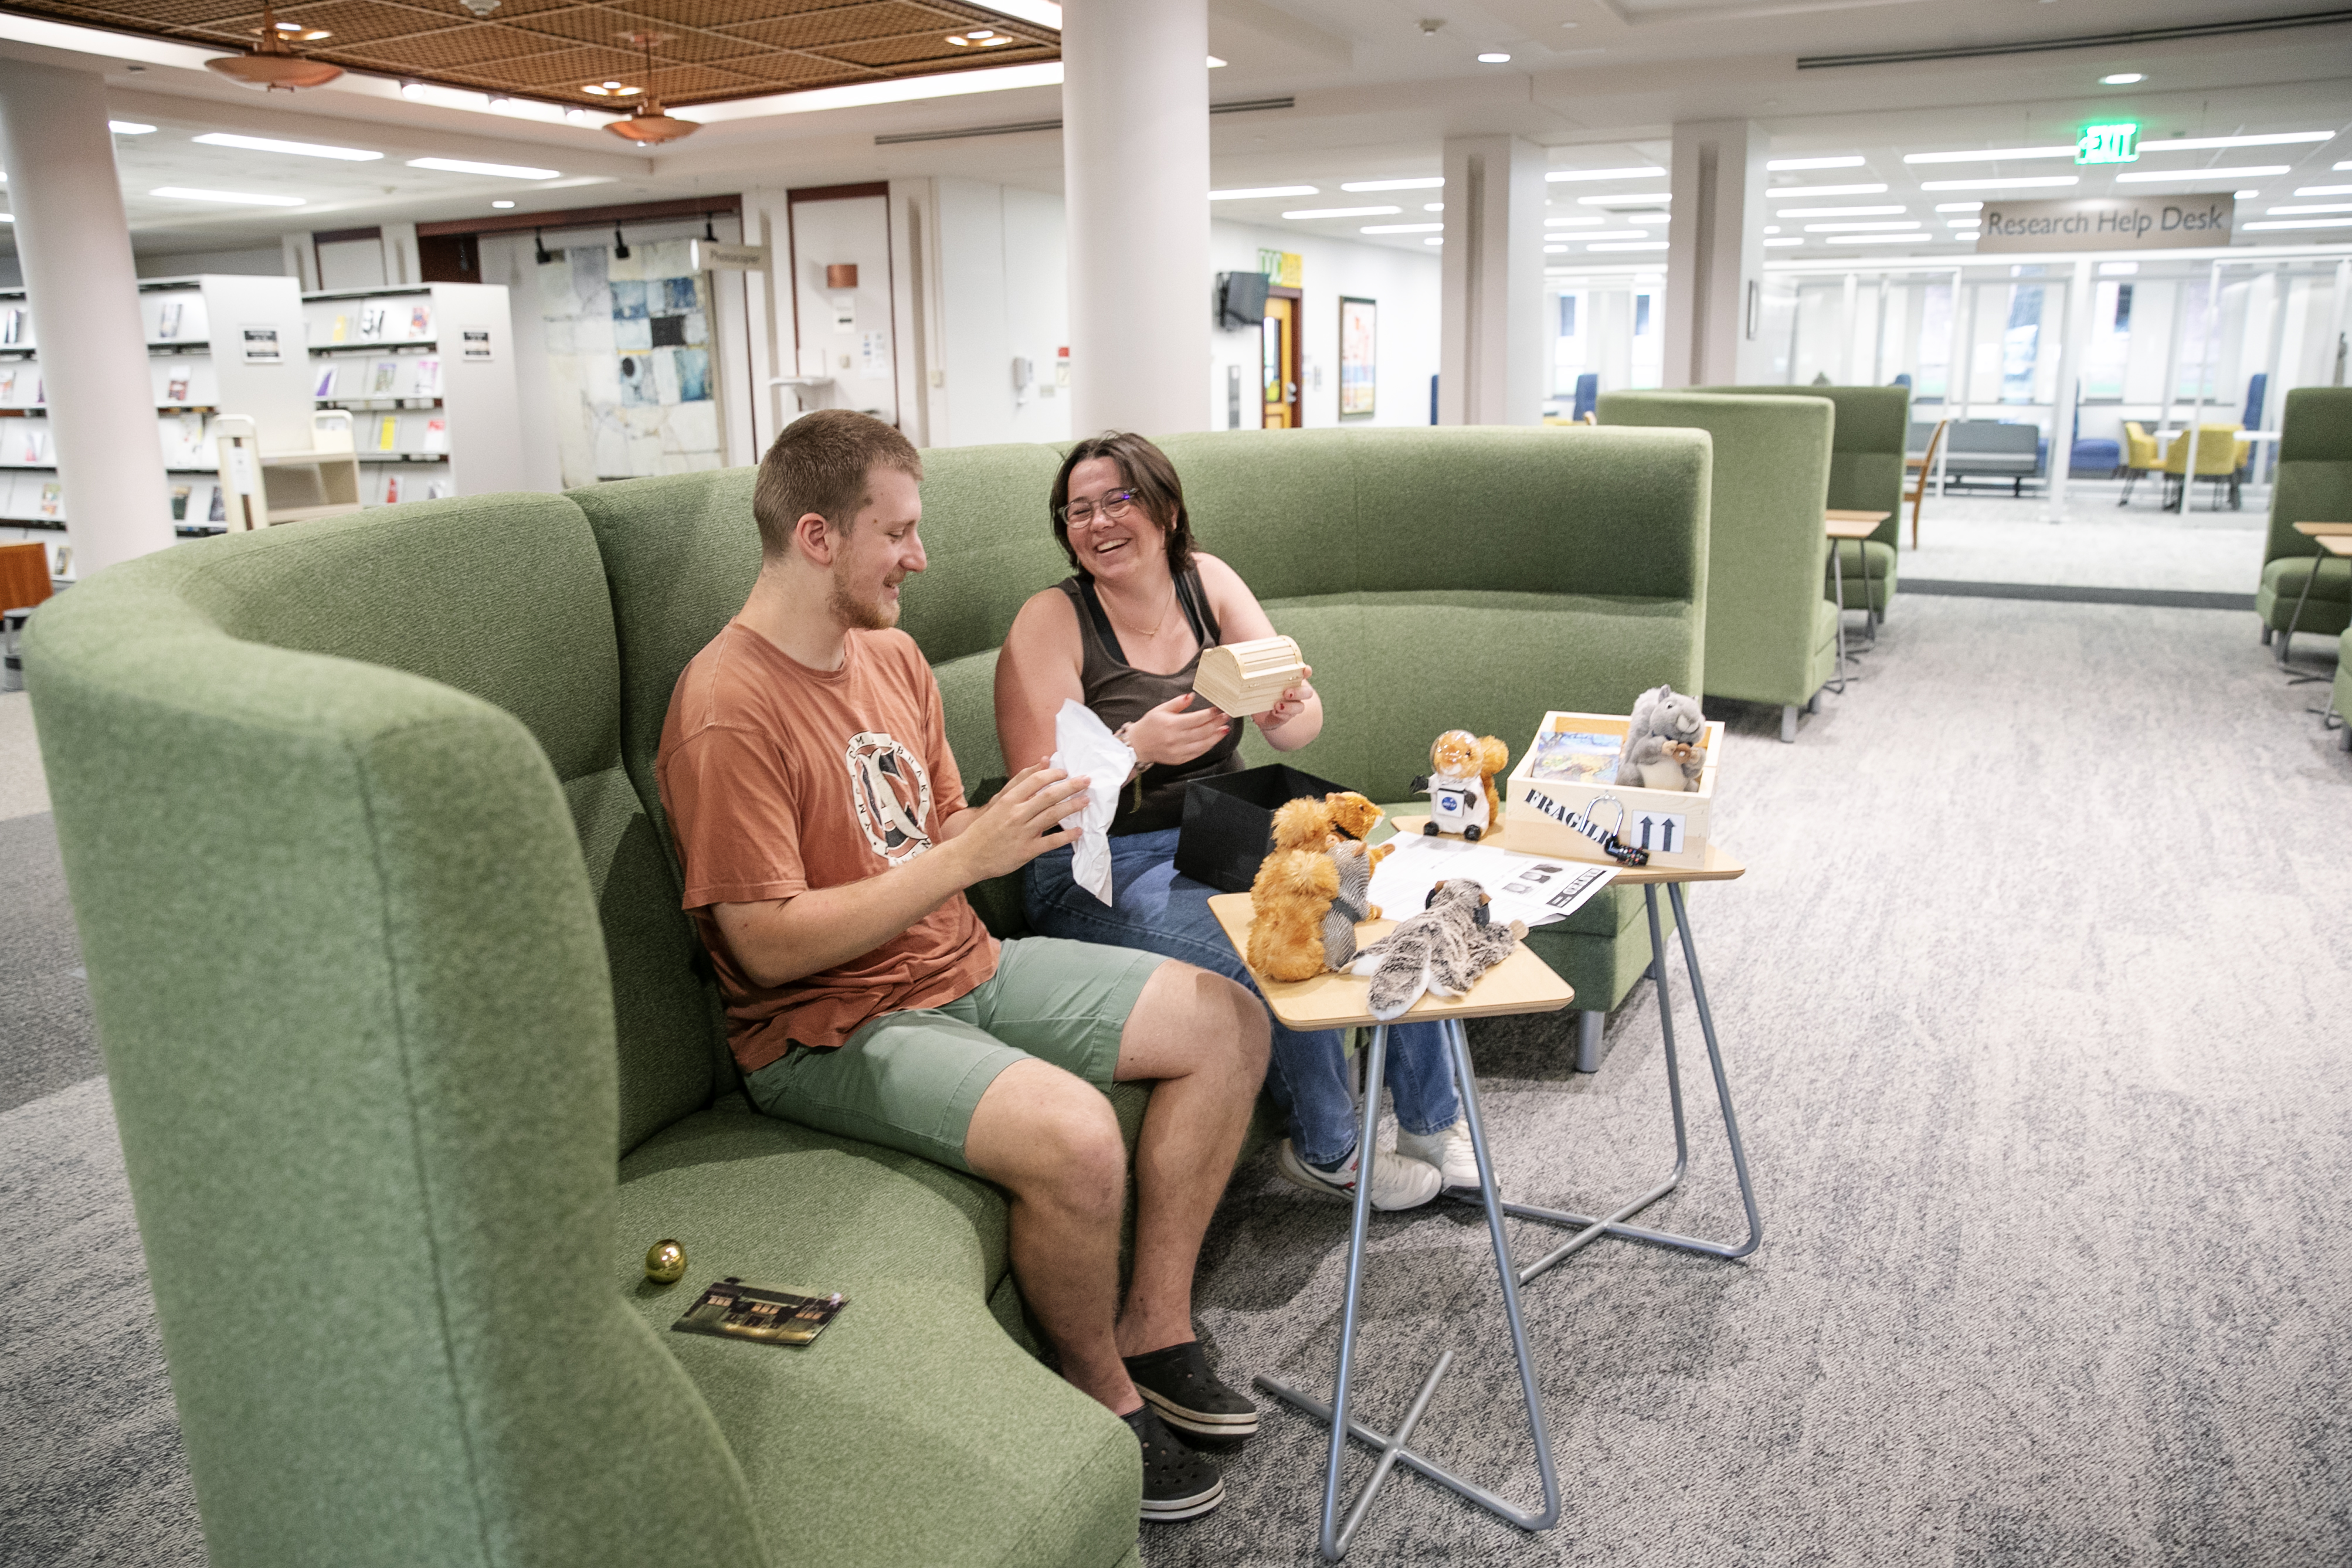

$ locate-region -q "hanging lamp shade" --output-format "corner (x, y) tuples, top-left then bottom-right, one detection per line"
(606, 100), (697, 144)
(206, 4), (341, 90)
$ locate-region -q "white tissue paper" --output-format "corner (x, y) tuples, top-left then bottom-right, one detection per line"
(1051, 698), (1135, 905)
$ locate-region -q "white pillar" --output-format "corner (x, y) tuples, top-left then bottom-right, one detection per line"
(1660, 120), (1764, 389)
(2043, 256), (2093, 522)
(1062, 0), (1209, 437)
(1437, 134), (1544, 424)
(0, 61), (174, 575)
(2330, 259), (2351, 386)
(1836, 272), (1859, 383)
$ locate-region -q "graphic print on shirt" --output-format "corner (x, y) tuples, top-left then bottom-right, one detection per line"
(844, 731), (935, 866)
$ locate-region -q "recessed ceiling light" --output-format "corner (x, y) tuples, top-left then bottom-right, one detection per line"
(1764, 237), (1804, 247)
(2338, 161), (2352, 171)
(1570, 230), (1650, 240)
(2269, 204), (2352, 219)
(1477, 52), (1511, 63)
(1363, 222), (1443, 233)
(1838, 233), (1930, 244)
(1589, 241), (1669, 252)
(1946, 219), (1983, 228)
(1543, 215), (1604, 226)
(1766, 155), (1865, 171)
(1934, 201), (1985, 212)
(1577, 193), (1671, 206)
(1905, 146), (2074, 164)
(2236, 189), (2260, 198)
(1206, 55), (1226, 66)
(491, 199), (516, 208)
(1776, 205), (1906, 217)
(581, 81), (641, 96)
(1763, 225), (1780, 233)
(1546, 165), (1666, 182)
(1766, 183), (1886, 198)
(2242, 216), (2352, 230)
(1919, 175), (2079, 191)
(108, 121), (156, 135)
(1804, 220), (1919, 232)
(1282, 205), (1400, 219)
(1424, 202), (1443, 212)
(2099, 73), (2144, 85)
(2115, 165), (2288, 182)
(194, 132), (383, 161)
(2142, 132), (2333, 151)
(270, 20), (330, 39)
(150, 186), (306, 206)
(1209, 185), (1318, 200)
(407, 157), (562, 179)
(0, 213), (11, 223)
(1342, 177), (1444, 191)
(2297, 184), (2352, 196)
(1424, 236), (1443, 245)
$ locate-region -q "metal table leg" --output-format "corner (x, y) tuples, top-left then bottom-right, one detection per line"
(1494, 883), (1763, 1285)
(2278, 549), (2331, 681)
(1828, 542), (1851, 695)
(1255, 1019), (1560, 1559)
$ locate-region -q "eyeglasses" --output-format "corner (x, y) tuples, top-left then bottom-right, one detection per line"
(1058, 488), (1139, 528)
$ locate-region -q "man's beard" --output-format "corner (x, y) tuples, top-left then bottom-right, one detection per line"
(829, 565), (901, 632)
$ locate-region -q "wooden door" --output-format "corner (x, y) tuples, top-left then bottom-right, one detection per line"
(1262, 291), (1301, 427)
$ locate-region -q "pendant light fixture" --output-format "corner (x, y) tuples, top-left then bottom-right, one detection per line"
(605, 33), (697, 144)
(205, 1), (342, 91)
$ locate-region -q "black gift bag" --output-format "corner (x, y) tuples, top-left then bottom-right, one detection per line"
(1173, 763), (1357, 895)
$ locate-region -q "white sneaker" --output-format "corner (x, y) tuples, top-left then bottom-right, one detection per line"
(1394, 1118), (1481, 1192)
(1277, 1138), (1442, 1211)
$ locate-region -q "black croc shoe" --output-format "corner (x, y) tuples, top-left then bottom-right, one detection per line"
(1124, 1340), (1261, 1441)
(1124, 1403), (1224, 1522)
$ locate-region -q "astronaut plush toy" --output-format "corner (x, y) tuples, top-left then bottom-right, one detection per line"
(1410, 729), (1511, 842)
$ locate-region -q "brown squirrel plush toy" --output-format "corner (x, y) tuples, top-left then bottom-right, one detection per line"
(1412, 731), (1511, 841)
(1245, 793), (1396, 982)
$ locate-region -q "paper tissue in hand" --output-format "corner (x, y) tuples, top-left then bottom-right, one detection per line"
(1051, 699), (1135, 905)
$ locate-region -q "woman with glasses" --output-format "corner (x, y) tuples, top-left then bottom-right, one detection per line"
(995, 432), (1474, 1213)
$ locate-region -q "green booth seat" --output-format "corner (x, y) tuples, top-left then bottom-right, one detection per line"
(2336, 627), (2352, 751)
(23, 423), (1711, 1567)
(2256, 387), (2352, 659)
(1599, 391), (1838, 742)
(1696, 383), (1910, 620)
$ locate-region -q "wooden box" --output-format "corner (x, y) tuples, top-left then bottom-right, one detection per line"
(1192, 634), (1305, 716)
(1501, 710), (1724, 870)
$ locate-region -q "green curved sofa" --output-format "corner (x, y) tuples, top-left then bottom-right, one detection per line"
(24, 423), (1711, 1566)
(1600, 391), (1838, 742)
(2337, 626), (2351, 752)
(2256, 386), (2352, 660)
(1698, 383), (1909, 620)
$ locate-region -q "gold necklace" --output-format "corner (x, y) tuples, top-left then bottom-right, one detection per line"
(1105, 582), (1179, 642)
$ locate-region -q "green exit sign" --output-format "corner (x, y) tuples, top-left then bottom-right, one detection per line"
(2078, 122), (2141, 164)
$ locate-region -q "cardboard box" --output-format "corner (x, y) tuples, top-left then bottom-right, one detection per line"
(1501, 710), (1723, 869)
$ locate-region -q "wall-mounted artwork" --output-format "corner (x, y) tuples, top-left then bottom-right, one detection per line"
(538, 238), (721, 487)
(1339, 296), (1377, 418)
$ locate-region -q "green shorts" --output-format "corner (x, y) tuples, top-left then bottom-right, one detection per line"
(744, 936), (1167, 1173)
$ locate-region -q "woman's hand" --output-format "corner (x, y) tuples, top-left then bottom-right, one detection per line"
(1127, 692), (1234, 769)
(1255, 668), (1316, 731)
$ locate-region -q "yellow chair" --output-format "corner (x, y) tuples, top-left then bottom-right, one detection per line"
(2116, 421), (2163, 505)
(2161, 424), (2249, 511)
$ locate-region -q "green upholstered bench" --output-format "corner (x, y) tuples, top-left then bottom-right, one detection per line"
(1697, 383), (1909, 620)
(2256, 388), (2352, 657)
(25, 423), (1709, 1567)
(1599, 391), (1838, 742)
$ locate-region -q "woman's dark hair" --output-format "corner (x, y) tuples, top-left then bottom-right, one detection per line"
(1049, 432), (1196, 579)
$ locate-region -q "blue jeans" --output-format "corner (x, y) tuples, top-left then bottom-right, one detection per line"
(1022, 828), (1459, 1167)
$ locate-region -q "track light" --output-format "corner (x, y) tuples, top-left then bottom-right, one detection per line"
(534, 229), (553, 265)
(613, 225), (630, 260)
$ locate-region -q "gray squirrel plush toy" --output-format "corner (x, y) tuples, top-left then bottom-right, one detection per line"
(1349, 878), (1526, 1021)
(1617, 684), (1706, 792)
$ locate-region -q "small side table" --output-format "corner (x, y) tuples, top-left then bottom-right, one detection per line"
(1825, 509), (1891, 681)
(1393, 817), (1764, 1287)
(1206, 892), (1572, 1561)
(2278, 522), (2352, 680)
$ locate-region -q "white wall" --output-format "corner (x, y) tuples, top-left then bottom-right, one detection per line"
(931, 177), (1072, 448)
(1207, 221), (1442, 430)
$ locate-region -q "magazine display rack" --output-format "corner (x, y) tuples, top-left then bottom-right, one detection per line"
(1504, 710), (1726, 870)
(303, 283), (524, 505)
(0, 274), (314, 575)
(213, 411), (362, 531)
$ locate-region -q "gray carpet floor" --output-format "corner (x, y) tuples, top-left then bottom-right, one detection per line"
(2, 595), (2347, 1566)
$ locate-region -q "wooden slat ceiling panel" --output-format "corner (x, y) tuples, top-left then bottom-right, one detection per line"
(5, 0), (1059, 107)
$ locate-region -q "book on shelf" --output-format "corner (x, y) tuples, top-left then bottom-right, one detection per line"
(422, 418), (447, 454)
(360, 305), (388, 340)
(412, 358), (442, 398)
(38, 480), (62, 520)
(330, 314), (349, 344)
(155, 300), (184, 341)
(0, 368), (16, 403)
(166, 374), (191, 402)
(209, 485), (226, 524)
(408, 303), (432, 340)
(313, 365), (336, 399)
(0, 308), (23, 346)
(170, 484), (192, 522)
(376, 415), (400, 452)
(369, 358), (402, 396)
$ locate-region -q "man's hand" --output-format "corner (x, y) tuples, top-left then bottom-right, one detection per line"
(949, 760), (1093, 881)
(1129, 692), (1234, 768)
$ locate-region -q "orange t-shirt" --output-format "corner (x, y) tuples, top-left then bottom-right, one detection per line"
(656, 619), (999, 1072)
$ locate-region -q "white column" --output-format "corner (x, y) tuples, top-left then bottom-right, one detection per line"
(1062, 0), (1209, 436)
(1836, 273), (1859, 383)
(0, 61), (174, 575)
(2043, 256), (2093, 522)
(2331, 259), (2351, 386)
(1662, 119), (1765, 388)
(1437, 134), (1544, 424)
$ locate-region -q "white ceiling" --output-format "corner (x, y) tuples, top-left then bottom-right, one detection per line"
(0, 0), (2346, 262)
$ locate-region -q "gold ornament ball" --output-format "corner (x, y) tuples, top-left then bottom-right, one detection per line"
(644, 1239), (687, 1284)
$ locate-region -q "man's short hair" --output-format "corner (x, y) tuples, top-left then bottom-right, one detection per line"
(752, 409), (923, 557)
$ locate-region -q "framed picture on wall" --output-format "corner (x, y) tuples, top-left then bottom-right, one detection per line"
(1339, 296), (1376, 418)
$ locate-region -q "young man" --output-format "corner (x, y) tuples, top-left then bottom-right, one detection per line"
(656, 409), (1269, 1523)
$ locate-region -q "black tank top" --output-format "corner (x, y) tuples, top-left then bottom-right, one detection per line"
(1057, 567), (1244, 835)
